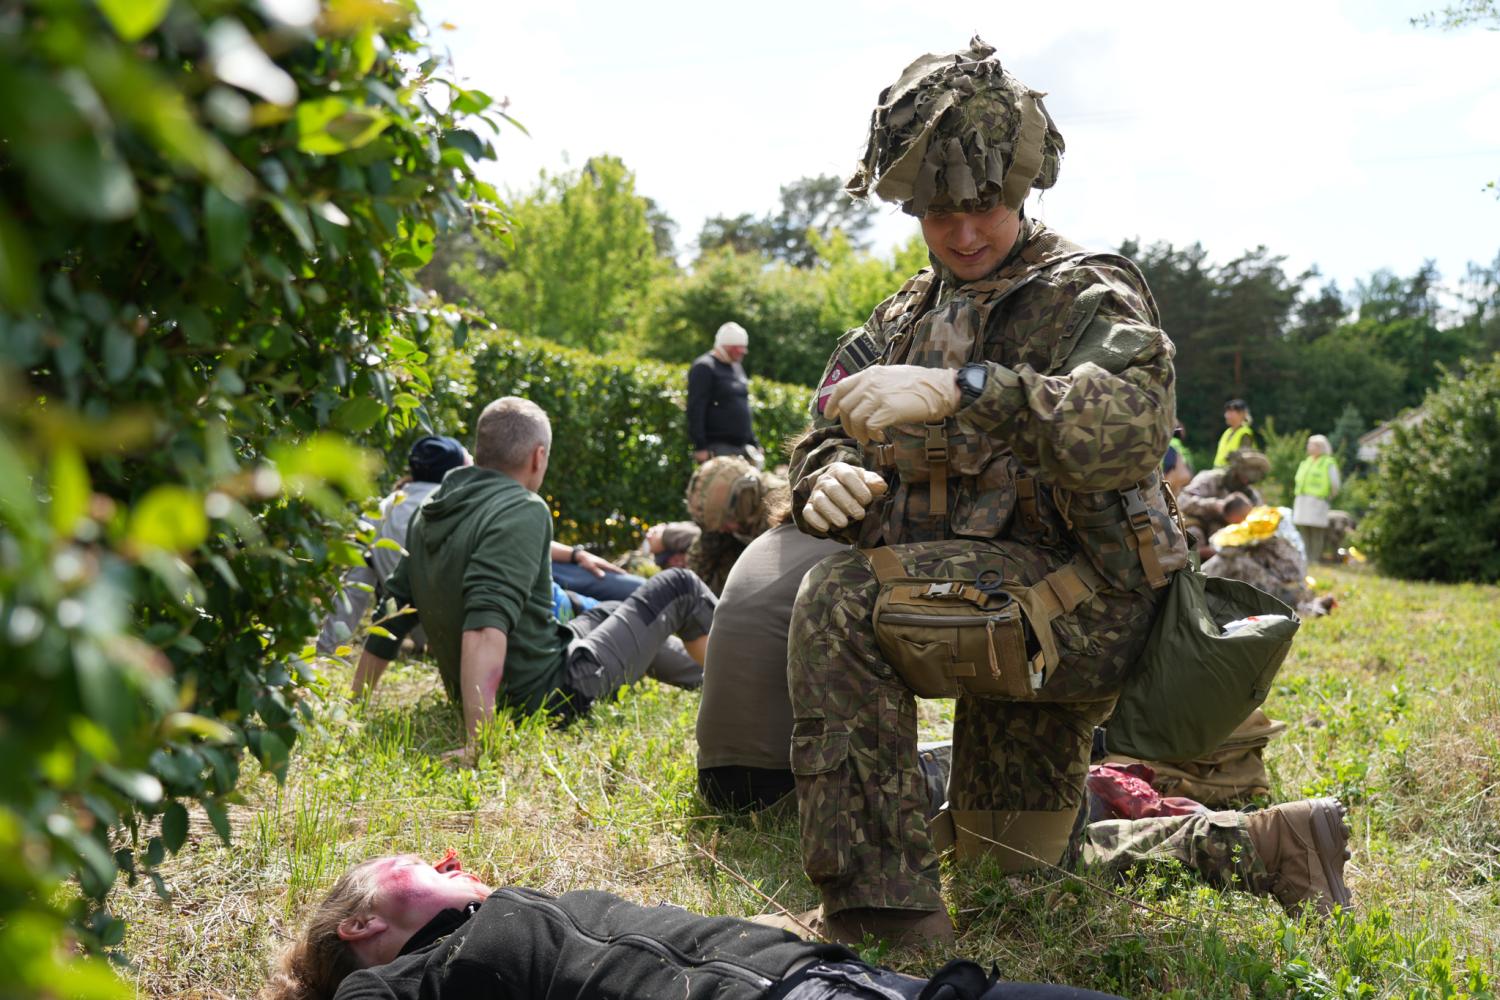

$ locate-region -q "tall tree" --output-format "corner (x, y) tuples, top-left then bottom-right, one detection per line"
(698, 174), (877, 268)
(451, 155), (666, 352)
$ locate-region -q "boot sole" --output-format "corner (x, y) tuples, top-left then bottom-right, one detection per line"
(1308, 798), (1353, 911)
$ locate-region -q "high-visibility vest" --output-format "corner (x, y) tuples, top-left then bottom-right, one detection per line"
(1213, 424), (1256, 468)
(1294, 455), (1337, 499)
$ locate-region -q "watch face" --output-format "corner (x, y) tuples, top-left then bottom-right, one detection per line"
(961, 367), (986, 393)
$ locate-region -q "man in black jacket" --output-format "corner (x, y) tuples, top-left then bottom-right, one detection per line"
(687, 321), (763, 467)
(266, 853), (1123, 1000)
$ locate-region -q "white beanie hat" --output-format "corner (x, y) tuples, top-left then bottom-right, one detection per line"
(715, 321), (749, 348)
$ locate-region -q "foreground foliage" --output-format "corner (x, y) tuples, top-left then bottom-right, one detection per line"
(1360, 354), (1500, 583)
(113, 565), (1500, 998)
(0, 1), (502, 993)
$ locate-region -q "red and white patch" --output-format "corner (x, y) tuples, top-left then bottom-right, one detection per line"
(816, 363), (849, 414)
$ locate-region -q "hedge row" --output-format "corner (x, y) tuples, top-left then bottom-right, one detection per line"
(464, 334), (814, 552)
(0, 3), (504, 993)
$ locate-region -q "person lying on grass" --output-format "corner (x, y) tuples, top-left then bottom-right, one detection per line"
(262, 851), (1127, 1000)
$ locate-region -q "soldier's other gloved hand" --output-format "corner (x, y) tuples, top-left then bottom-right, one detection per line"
(803, 462), (888, 533)
(825, 365), (962, 444)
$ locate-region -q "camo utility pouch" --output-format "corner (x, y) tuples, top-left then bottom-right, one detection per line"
(864, 547), (1039, 699)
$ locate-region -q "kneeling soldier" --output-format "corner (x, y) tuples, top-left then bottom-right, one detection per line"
(778, 38), (1189, 946)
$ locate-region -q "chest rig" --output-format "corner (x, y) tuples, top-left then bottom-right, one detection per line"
(864, 227), (1088, 543)
(862, 227), (1188, 601)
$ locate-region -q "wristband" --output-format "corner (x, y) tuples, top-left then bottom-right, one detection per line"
(571, 544), (587, 564)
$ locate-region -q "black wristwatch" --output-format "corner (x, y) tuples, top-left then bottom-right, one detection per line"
(570, 544), (587, 564)
(956, 364), (988, 406)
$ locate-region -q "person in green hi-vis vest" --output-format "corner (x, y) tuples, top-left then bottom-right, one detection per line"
(1213, 399), (1258, 468)
(1293, 434), (1342, 562)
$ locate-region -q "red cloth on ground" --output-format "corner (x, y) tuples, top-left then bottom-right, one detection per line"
(1087, 762), (1205, 820)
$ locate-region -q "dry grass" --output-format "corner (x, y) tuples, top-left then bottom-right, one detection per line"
(113, 564), (1500, 998)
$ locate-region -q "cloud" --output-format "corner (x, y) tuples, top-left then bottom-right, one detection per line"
(421, 0), (1500, 286)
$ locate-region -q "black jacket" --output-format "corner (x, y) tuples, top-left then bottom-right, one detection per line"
(334, 889), (851, 1000)
(687, 353), (757, 450)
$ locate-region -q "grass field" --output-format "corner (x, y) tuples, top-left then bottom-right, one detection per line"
(113, 564), (1500, 998)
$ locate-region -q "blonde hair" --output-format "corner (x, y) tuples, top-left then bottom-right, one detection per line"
(261, 859), (385, 1000)
(1308, 434), (1332, 456)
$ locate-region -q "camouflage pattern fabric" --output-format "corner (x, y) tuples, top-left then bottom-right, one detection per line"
(847, 37), (1064, 216)
(686, 530), (749, 597)
(1202, 534), (1310, 609)
(789, 540), (1154, 913)
(684, 469), (791, 595)
(686, 456), (758, 533)
(1177, 468), (1266, 543)
(788, 217), (1182, 916)
(798, 223), (1179, 551)
(1083, 810), (1274, 894)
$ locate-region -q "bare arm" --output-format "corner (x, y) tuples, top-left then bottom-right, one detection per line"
(352, 648), (391, 697)
(459, 626), (507, 759)
(548, 541), (622, 577)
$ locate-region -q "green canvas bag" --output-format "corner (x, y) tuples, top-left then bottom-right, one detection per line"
(1104, 568), (1299, 762)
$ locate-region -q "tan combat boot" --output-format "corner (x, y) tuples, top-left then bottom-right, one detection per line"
(1245, 797), (1352, 914)
(753, 906), (955, 947)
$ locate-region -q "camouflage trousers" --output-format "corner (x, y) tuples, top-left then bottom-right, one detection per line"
(1202, 535), (1308, 609)
(788, 539), (1159, 915)
(1083, 810), (1273, 894)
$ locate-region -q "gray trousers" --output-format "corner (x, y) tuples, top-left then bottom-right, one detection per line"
(1297, 524), (1328, 563)
(562, 568), (715, 705)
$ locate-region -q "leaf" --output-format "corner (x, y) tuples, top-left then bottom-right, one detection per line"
(332, 396), (387, 433)
(441, 128), (486, 161)
(296, 96), (392, 155)
(353, 22), (378, 73)
(259, 730), (290, 771)
(161, 802), (188, 852)
(98, 0), (171, 41)
(203, 799), (232, 847)
(267, 195), (316, 254)
(29, 135), (140, 221)
(102, 324), (135, 382)
(127, 486), (208, 554)
(207, 19), (297, 105)
(100, 765), (164, 805)
(160, 712), (234, 743)
(49, 445), (90, 537)
(0, 206), (37, 308)
(204, 188), (250, 271)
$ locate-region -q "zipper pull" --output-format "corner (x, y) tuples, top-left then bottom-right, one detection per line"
(986, 619), (1002, 681)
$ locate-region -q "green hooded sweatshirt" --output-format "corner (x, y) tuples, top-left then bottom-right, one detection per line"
(369, 465), (568, 712)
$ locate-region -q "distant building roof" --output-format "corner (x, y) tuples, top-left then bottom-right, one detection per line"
(1358, 408), (1428, 463)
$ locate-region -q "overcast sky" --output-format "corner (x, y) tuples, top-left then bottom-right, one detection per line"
(420, 0), (1500, 295)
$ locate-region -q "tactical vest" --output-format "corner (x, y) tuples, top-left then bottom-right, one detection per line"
(858, 227), (1188, 599)
(1294, 454), (1335, 499)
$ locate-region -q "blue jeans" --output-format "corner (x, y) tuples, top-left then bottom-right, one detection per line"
(552, 560), (647, 602)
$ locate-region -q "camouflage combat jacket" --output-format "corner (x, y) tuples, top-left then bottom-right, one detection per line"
(792, 220), (1186, 596)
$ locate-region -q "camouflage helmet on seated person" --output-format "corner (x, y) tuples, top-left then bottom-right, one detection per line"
(686, 457), (763, 533)
(1227, 449), (1272, 485)
(846, 36), (1065, 217)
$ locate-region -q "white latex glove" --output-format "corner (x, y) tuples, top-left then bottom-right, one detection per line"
(825, 365), (962, 444)
(802, 461), (889, 533)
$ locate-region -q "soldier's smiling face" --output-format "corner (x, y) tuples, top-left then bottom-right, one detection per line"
(920, 202), (1024, 281)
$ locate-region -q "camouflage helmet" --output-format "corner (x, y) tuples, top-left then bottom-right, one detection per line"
(1227, 449), (1272, 484)
(847, 36), (1064, 217)
(686, 457), (763, 532)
